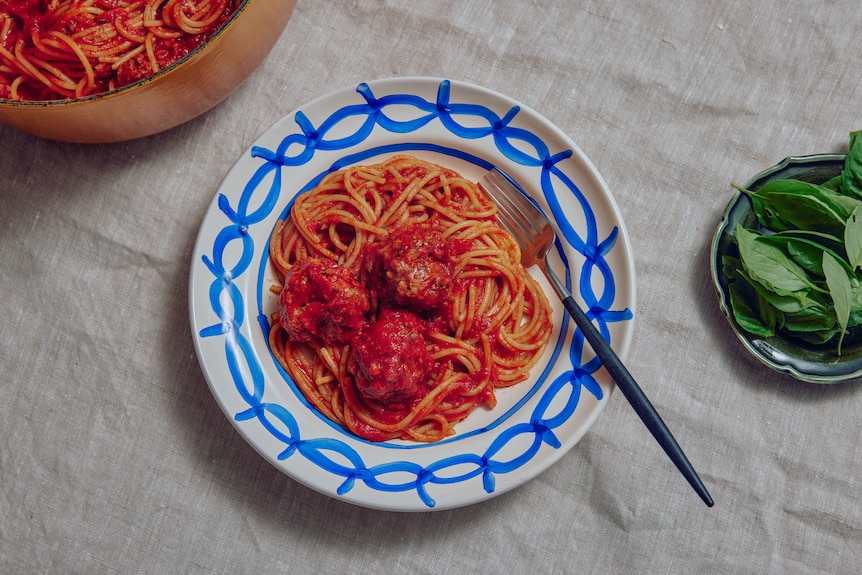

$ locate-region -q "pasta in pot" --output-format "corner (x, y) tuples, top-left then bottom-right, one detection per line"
(0, 0), (244, 101)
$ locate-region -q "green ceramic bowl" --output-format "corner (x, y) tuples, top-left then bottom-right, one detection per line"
(710, 153), (862, 384)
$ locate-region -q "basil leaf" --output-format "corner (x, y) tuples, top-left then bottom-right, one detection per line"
(845, 204), (862, 271)
(851, 283), (862, 312)
(735, 266), (811, 313)
(782, 305), (837, 333)
(788, 326), (840, 345)
(758, 234), (850, 276)
(727, 273), (778, 337)
(787, 240), (828, 276)
(822, 174), (842, 192)
(823, 251), (852, 355)
(822, 187), (862, 215)
(735, 225), (824, 294)
(736, 179), (850, 237)
(775, 228), (844, 251)
(839, 130), (862, 199)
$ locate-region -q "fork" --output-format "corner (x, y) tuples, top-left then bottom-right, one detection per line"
(480, 168), (714, 507)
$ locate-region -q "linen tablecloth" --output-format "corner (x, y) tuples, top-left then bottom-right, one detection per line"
(2, 1), (860, 573)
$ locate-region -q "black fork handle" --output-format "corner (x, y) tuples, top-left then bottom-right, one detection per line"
(561, 295), (714, 507)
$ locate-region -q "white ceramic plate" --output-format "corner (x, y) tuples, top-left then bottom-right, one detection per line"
(189, 77), (636, 511)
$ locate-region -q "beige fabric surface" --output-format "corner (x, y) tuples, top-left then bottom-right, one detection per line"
(1, 1), (860, 573)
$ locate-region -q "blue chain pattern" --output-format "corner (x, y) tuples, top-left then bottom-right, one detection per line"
(197, 79), (632, 508)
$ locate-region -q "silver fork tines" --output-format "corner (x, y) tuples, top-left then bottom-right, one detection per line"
(480, 169), (567, 299)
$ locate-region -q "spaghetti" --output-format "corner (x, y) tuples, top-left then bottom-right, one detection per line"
(268, 155), (553, 443)
(0, 0), (243, 101)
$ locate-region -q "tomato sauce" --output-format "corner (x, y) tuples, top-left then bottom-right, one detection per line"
(116, 34), (209, 86)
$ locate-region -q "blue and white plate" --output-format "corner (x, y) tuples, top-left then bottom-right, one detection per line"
(189, 77), (636, 511)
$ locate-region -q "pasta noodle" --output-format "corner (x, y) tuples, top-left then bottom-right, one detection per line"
(0, 0), (243, 101)
(268, 155), (553, 443)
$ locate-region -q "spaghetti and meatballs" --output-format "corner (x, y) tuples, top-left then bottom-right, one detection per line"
(268, 155), (552, 442)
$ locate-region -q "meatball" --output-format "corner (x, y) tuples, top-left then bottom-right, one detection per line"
(348, 309), (434, 407)
(278, 257), (370, 345)
(377, 225), (452, 310)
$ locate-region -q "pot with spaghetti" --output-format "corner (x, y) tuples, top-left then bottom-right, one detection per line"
(0, 0), (295, 142)
(268, 155), (554, 443)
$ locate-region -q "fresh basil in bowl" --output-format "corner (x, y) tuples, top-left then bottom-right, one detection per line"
(711, 131), (862, 383)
